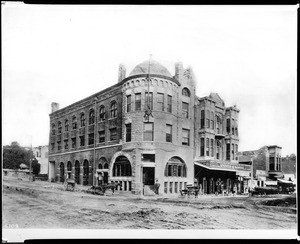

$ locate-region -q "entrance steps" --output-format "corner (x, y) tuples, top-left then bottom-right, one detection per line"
(143, 185), (156, 196)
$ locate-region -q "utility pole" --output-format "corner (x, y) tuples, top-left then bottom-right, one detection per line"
(93, 97), (98, 186)
(30, 136), (32, 181)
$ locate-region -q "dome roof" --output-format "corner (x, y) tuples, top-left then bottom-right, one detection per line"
(129, 60), (172, 78)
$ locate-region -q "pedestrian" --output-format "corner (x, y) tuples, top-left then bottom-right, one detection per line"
(154, 180), (160, 195)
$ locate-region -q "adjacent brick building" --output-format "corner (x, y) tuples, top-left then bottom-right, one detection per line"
(238, 145), (283, 187)
(48, 59), (251, 195)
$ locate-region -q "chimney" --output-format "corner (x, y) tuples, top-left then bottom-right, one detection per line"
(51, 102), (60, 113)
(175, 62), (183, 81)
(118, 64), (126, 83)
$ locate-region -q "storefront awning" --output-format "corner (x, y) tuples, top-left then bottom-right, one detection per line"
(194, 161), (237, 172)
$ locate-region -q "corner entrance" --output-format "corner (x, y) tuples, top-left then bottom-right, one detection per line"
(143, 167), (155, 185)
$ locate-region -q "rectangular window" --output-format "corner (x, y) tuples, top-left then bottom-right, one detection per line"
(211, 139), (214, 157)
(71, 138), (76, 148)
(126, 123), (131, 142)
(135, 93), (141, 111)
(179, 182), (183, 191)
(206, 138), (209, 156)
(51, 143), (55, 152)
(175, 182), (178, 193)
(226, 143), (230, 160)
(145, 92), (153, 110)
(167, 95), (172, 113)
(211, 112), (214, 129)
(168, 164), (172, 176)
(166, 124), (172, 142)
(232, 119), (235, 135)
(206, 110), (210, 128)
(169, 182), (173, 193)
(164, 182), (168, 194)
(64, 140), (68, 150)
(110, 128), (117, 141)
(182, 102), (189, 118)
(269, 157), (275, 170)
(57, 141), (61, 151)
(182, 129), (190, 146)
(79, 136), (85, 147)
(200, 138), (205, 156)
(232, 143), (234, 159)
(143, 122), (154, 141)
(99, 130), (105, 143)
(226, 118), (230, 134)
(88, 133), (94, 145)
(200, 110), (205, 129)
(235, 144), (238, 160)
(127, 95), (131, 112)
(157, 93), (164, 111)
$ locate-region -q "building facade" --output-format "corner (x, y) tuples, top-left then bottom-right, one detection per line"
(48, 59), (250, 195)
(238, 145), (283, 187)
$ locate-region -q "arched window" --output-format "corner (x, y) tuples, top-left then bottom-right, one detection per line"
(89, 109), (95, 125)
(72, 116), (77, 130)
(75, 160), (80, 184)
(51, 123), (56, 135)
(60, 162), (65, 182)
(58, 121), (62, 134)
(65, 119), (69, 132)
(110, 101), (117, 118)
(104, 163), (109, 169)
(83, 159), (89, 186)
(80, 113), (85, 127)
(99, 105), (106, 122)
(113, 156), (132, 176)
(98, 164), (103, 169)
(67, 161), (72, 172)
(182, 87), (191, 97)
(164, 157), (187, 177)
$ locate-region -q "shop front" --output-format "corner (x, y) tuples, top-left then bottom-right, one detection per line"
(194, 160), (251, 195)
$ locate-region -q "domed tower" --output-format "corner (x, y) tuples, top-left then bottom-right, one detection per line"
(109, 59), (196, 195)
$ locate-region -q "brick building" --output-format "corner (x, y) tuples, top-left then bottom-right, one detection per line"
(48, 59), (251, 195)
(238, 145), (283, 187)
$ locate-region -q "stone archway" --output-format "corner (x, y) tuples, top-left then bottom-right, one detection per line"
(109, 151), (133, 192)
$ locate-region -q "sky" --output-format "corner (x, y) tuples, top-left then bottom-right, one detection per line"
(2, 4), (297, 156)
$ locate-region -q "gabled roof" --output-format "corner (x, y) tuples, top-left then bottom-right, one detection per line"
(209, 92), (225, 107)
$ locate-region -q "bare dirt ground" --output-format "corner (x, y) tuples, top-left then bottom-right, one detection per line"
(2, 177), (296, 229)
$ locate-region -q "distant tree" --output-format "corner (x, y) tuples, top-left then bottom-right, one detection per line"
(3, 142), (33, 170)
(31, 158), (41, 175)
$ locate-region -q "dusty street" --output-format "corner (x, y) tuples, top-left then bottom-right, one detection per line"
(2, 177), (296, 229)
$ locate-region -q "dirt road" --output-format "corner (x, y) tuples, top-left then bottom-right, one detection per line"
(2, 177), (296, 229)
